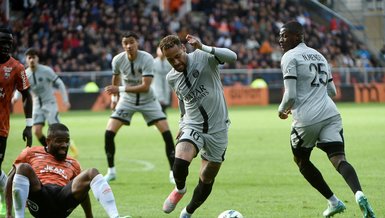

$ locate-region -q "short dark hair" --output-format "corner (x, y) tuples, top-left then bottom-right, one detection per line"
(282, 21), (304, 36)
(122, 31), (139, 40)
(0, 27), (13, 42)
(47, 123), (69, 137)
(159, 35), (182, 52)
(25, 48), (39, 56)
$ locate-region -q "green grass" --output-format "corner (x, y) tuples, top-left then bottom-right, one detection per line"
(5, 103), (385, 218)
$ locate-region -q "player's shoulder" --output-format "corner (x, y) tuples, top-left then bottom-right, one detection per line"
(138, 50), (154, 61)
(112, 51), (126, 63)
(8, 57), (24, 70)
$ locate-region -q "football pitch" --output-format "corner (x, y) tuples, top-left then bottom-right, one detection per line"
(6, 103), (385, 218)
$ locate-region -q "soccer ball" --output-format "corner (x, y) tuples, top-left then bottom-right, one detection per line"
(218, 209), (244, 218)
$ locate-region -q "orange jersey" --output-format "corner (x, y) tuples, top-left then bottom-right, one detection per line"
(0, 57), (30, 137)
(14, 146), (81, 186)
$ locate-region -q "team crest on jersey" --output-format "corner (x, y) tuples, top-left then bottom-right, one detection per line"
(2, 66), (12, 79)
(192, 69), (199, 78)
(27, 199), (39, 212)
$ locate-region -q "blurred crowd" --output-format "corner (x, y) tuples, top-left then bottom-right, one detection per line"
(6, 0), (383, 86)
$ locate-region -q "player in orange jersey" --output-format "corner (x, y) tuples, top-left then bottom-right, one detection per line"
(5, 123), (130, 218)
(0, 27), (33, 215)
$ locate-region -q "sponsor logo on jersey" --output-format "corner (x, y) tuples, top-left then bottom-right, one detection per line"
(2, 66), (11, 79)
(41, 164), (68, 180)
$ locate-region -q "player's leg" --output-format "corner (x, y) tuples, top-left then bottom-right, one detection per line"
(318, 115), (375, 217)
(104, 118), (124, 182)
(291, 125), (345, 217)
(144, 101), (175, 183)
(33, 109), (48, 146)
(72, 168), (129, 218)
(12, 163), (42, 218)
(163, 139), (198, 214)
(154, 119), (175, 182)
(182, 130), (227, 217)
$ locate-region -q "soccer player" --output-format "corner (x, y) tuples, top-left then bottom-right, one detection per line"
(5, 123), (130, 218)
(278, 21), (376, 218)
(153, 46), (173, 114)
(0, 27), (32, 215)
(159, 34), (237, 218)
(103, 32), (175, 184)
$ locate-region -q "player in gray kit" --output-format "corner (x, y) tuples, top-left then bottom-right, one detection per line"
(278, 21), (375, 218)
(153, 46), (173, 114)
(13, 48), (70, 147)
(159, 34), (237, 218)
(104, 32), (175, 184)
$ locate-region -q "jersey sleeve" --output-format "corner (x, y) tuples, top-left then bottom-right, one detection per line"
(111, 55), (121, 75)
(142, 54), (154, 77)
(281, 53), (298, 79)
(14, 147), (31, 165)
(15, 64), (30, 92)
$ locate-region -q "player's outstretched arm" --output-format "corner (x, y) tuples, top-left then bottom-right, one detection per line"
(21, 88), (33, 147)
(186, 34), (237, 63)
(278, 79), (296, 120)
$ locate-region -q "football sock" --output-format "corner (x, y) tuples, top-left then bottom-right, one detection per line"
(12, 174), (30, 218)
(105, 130), (116, 168)
(0, 171), (7, 204)
(107, 167), (116, 175)
(355, 190), (365, 202)
(299, 161), (334, 199)
(337, 161), (362, 194)
(173, 158), (190, 190)
(38, 135), (47, 147)
(162, 130), (175, 169)
(327, 194), (340, 206)
(186, 179), (214, 214)
(91, 174), (119, 218)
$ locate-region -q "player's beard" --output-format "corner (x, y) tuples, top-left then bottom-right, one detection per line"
(52, 146), (69, 161)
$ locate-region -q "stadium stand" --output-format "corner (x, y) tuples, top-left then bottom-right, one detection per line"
(4, 0), (383, 88)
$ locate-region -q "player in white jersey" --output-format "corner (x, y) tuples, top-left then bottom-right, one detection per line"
(103, 32), (175, 184)
(159, 34), (237, 218)
(13, 48), (70, 148)
(278, 21), (375, 218)
(152, 47), (173, 113)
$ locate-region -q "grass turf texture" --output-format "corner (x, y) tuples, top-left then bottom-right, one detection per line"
(5, 103), (385, 218)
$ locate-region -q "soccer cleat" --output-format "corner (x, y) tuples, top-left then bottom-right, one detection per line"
(169, 171), (176, 185)
(357, 196), (376, 218)
(163, 188), (186, 213)
(180, 207), (192, 218)
(322, 200), (346, 217)
(104, 173), (116, 183)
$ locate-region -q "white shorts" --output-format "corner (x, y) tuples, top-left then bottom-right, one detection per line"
(33, 101), (60, 125)
(111, 99), (166, 125)
(177, 127), (228, 163)
(290, 115), (343, 149)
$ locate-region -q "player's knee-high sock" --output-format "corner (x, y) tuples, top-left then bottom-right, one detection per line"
(38, 135), (47, 147)
(12, 174), (30, 218)
(173, 158), (190, 190)
(162, 131), (175, 169)
(105, 131), (116, 168)
(186, 179), (214, 214)
(337, 161), (362, 193)
(91, 174), (119, 218)
(0, 171), (7, 205)
(300, 161), (334, 199)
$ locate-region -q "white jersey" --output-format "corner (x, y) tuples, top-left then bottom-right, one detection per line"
(280, 43), (339, 127)
(153, 57), (172, 105)
(167, 50), (229, 134)
(25, 64), (68, 108)
(112, 50), (155, 105)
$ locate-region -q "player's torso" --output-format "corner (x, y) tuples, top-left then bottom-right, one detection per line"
(114, 51), (155, 104)
(0, 58), (27, 136)
(168, 51), (228, 133)
(26, 65), (56, 103)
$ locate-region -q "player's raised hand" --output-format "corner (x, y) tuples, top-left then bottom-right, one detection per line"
(22, 126), (32, 147)
(186, 34), (202, 50)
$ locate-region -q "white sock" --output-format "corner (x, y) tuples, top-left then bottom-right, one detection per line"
(13, 174), (30, 218)
(107, 167), (116, 175)
(177, 186), (186, 194)
(90, 174), (119, 218)
(0, 170), (8, 204)
(327, 194), (340, 206)
(355, 190), (365, 202)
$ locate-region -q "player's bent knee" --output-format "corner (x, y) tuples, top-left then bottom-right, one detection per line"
(15, 163), (33, 173)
